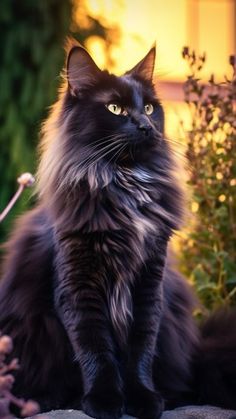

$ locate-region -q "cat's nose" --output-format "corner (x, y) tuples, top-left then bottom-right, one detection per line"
(138, 122), (152, 136)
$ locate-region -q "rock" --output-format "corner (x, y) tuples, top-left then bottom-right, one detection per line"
(162, 405), (236, 418)
(29, 406), (236, 419)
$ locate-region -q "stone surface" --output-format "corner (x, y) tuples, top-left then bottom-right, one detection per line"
(29, 406), (236, 419)
(162, 406), (236, 418)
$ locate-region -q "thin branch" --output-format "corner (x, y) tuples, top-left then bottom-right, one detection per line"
(0, 173), (35, 223)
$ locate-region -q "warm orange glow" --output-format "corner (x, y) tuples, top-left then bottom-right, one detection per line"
(75, 0), (234, 138)
(85, 0), (188, 78)
(85, 36), (107, 68)
(84, 0), (234, 78)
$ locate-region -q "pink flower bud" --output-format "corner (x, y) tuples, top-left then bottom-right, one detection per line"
(21, 400), (40, 417)
(0, 336), (13, 354)
(0, 374), (14, 391)
(17, 173), (35, 188)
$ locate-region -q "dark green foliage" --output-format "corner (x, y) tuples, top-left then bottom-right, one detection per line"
(0, 0), (115, 242)
(180, 48), (236, 311)
(0, 0), (73, 240)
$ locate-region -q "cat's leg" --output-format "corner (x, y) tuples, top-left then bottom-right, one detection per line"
(125, 241), (167, 419)
(54, 234), (123, 419)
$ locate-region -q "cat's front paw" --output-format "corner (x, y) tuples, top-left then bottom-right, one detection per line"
(82, 388), (124, 419)
(126, 384), (164, 419)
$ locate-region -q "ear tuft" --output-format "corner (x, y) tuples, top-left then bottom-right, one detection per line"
(66, 37), (101, 95)
(65, 36), (82, 54)
(126, 44), (156, 82)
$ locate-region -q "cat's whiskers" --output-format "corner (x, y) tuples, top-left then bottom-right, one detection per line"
(80, 143), (125, 187)
(164, 140), (187, 159)
(164, 137), (186, 148)
(114, 144), (127, 164)
(60, 138), (126, 189)
(152, 124), (185, 150)
(170, 150), (186, 159)
(78, 140), (126, 176)
(152, 123), (184, 148)
(79, 137), (125, 168)
(85, 132), (124, 146)
(129, 143), (135, 162)
(151, 124), (164, 139)
(80, 134), (125, 154)
(103, 143), (127, 172)
(150, 126), (186, 158)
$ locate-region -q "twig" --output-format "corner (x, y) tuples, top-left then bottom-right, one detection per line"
(0, 173), (35, 223)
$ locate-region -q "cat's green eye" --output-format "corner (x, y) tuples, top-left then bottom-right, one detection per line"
(107, 103), (122, 115)
(144, 103), (154, 115)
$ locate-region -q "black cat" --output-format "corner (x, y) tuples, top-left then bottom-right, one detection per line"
(0, 40), (236, 419)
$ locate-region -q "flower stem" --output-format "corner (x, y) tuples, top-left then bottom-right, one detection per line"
(0, 173), (35, 223)
(0, 185), (24, 223)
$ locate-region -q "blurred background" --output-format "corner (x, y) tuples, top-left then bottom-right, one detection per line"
(0, 0), (235, 312)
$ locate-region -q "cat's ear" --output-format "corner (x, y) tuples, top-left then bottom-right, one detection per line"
(66, 39), (101, 95)
(126, 44), (156, 82)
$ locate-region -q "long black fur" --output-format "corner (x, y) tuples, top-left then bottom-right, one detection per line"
(0, 40), (235, 419)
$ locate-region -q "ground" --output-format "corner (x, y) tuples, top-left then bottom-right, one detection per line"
(29, 406), (236, 419)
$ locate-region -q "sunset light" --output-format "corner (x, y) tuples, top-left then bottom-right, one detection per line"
(75, 0), (235, 139)
(84, 0), (235, 78)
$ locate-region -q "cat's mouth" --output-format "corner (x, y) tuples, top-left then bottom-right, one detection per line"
(125, 131), (162, 148)
(113, 132), (162, 164)
(130, 133), (157, 142)
(79, 132), (162, 171)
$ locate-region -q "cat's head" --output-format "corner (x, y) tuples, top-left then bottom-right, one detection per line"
(62, 40), (165, 167)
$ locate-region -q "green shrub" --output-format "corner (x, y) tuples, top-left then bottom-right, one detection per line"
(0, 0), (73, 241)
(180, 48), (236, 311)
